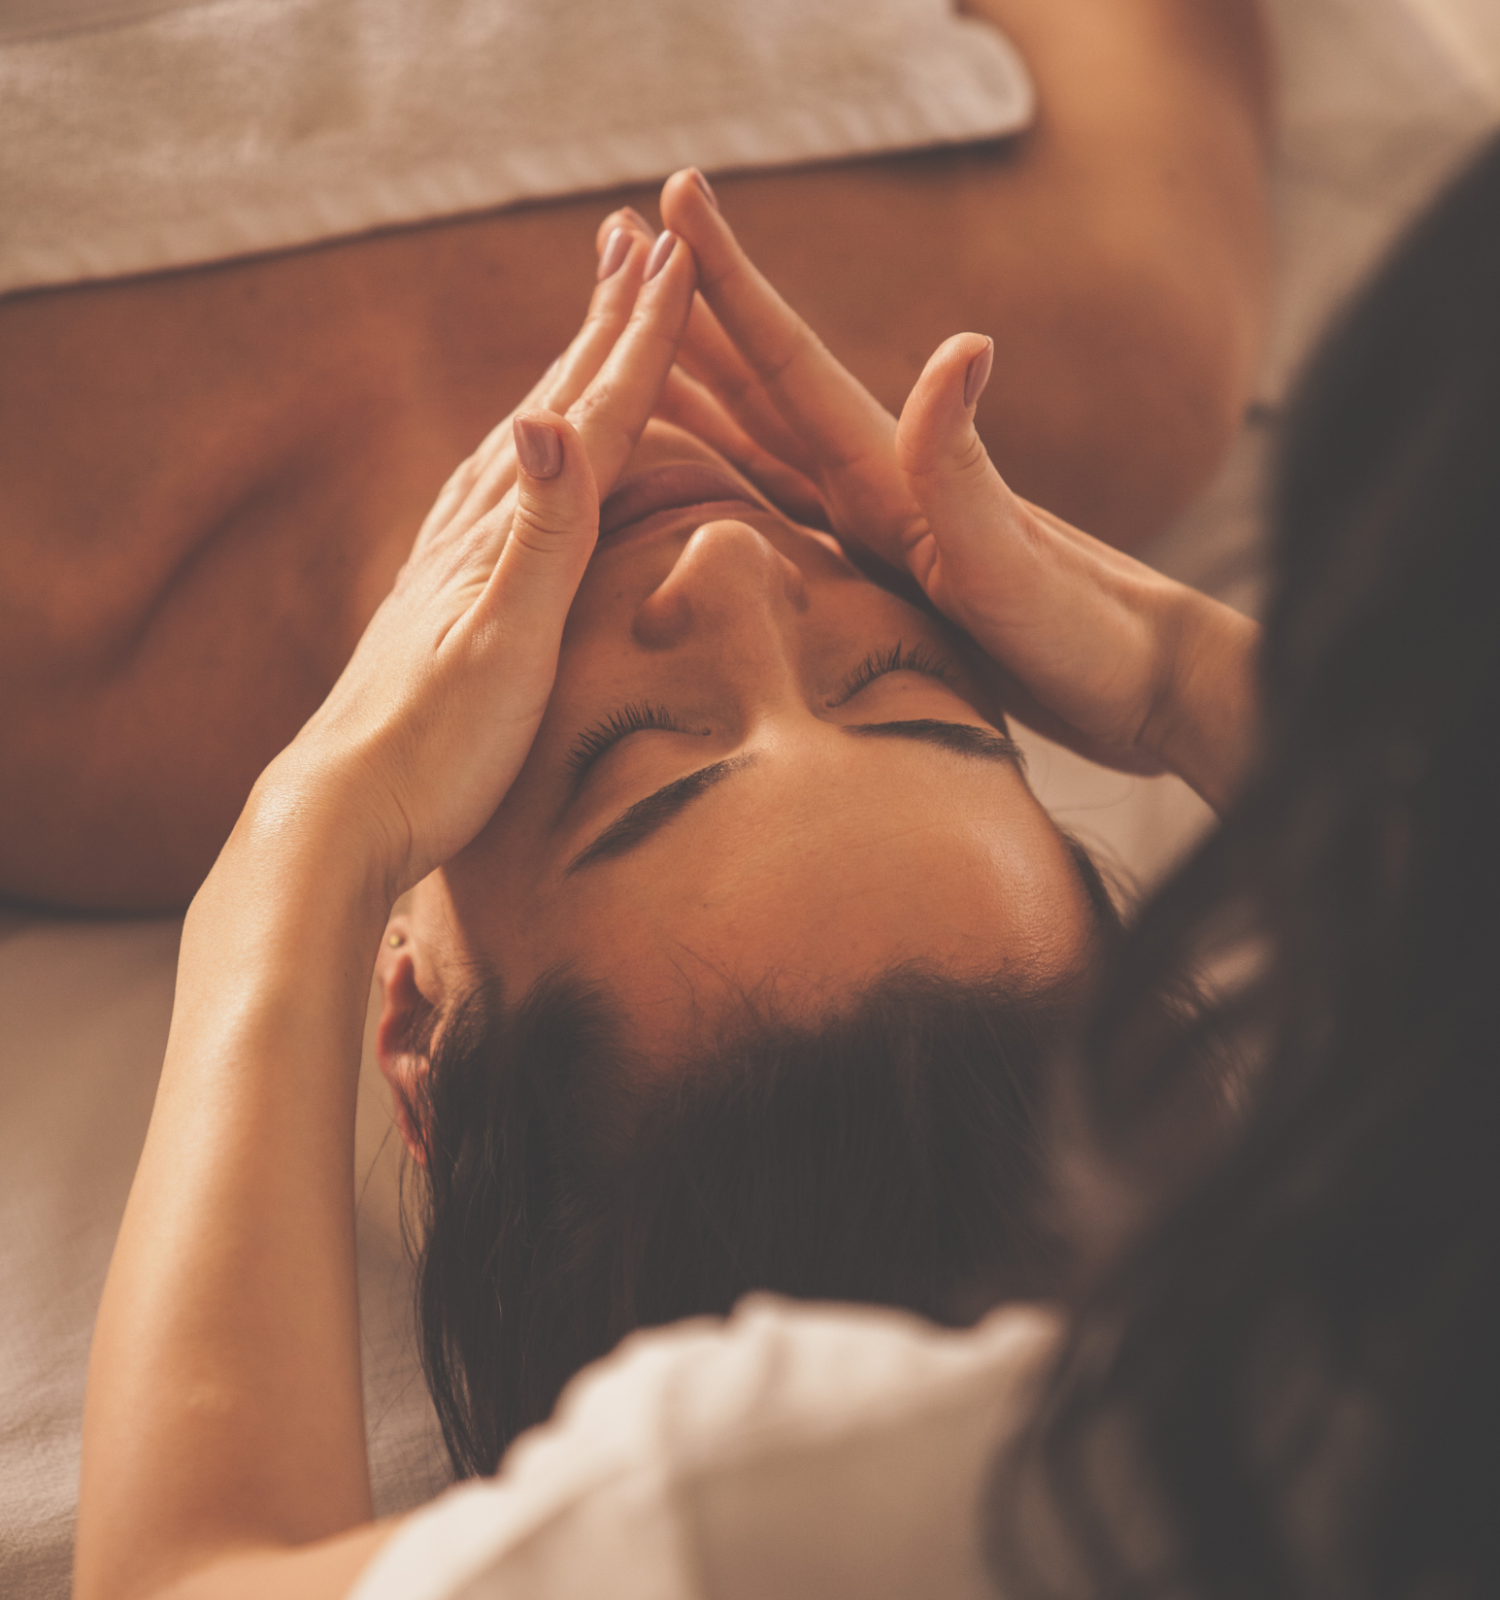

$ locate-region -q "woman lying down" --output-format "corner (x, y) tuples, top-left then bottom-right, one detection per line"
(74, 172), (1256, 1598)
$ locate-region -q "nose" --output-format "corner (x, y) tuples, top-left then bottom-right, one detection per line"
(631, 517), (808, 650)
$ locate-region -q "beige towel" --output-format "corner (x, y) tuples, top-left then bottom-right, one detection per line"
(0, 0), (1032, 295)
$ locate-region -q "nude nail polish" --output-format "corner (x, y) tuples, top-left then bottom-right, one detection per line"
(644, 230), (677, 282)
(964, 342), (994, 409)
(514, 416), (563, 479)
(597, 226), (630, 281)
(690, 168), (719, 212)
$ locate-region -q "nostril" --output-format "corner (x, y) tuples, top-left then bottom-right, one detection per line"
(632, 586), (693, 649)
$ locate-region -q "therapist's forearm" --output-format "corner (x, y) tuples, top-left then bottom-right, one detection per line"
(76, 783), (390, 1600)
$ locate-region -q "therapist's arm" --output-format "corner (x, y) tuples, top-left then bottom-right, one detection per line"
(74, 828), (404, 1600)
(73, 232), (697, 1600)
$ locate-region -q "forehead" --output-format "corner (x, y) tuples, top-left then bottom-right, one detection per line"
(456, 731), (1094, 1018)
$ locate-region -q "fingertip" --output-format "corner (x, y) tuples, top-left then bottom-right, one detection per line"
(963, 339), (994, 410)
(513, 413), (564, 480)
(593, 230), (648, 299)
(641, 230), (699, 300)
(899, 335), (997, 479)
(918, 332), (991, 388)
(596, 227), (631, 283)
(488, 409), (600, 622)
(660, 166), (724, 240)
(688, 167), (719, 212)
(595, 206), (656, 256)
(644, 229), (678, 283)
(505, 409), (600, 547)
(906, 334), (994, 426)
(518, 409), (594, 488)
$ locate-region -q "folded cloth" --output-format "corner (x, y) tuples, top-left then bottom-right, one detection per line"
(0, 0), (1033, 296)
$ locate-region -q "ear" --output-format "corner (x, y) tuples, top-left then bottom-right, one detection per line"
(376, 929), (434, 1166)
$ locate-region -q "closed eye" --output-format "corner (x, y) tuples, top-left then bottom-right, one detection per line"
(567, 642), (958, 784)
(828, 642), (956, 708)
(566, 702), (695, 782)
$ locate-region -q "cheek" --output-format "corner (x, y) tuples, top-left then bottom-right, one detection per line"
(562, 542), (683, 639)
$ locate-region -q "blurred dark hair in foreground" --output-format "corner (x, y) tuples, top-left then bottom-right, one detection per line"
(995, 131), (1500, 1600)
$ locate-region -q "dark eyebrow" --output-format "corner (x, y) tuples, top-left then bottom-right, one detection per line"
(565, 755), (756, 876)
(845, 718), (1027, 770)
(563, 720), (1022, 878)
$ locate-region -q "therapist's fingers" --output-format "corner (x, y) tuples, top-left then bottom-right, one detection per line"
(658, 168), (922, 561)
(536, 228), (655, 413)
(595, 205), (656, 255)
(598, 201), (820, 480)
(564, 231), (699, 492)
(654, 365), (829, 528)
(675, 296), (822, 478)
(416, 229), (653, 547)
(891, 332), (1005, 593)
(895, 331), (1115, 612)
(897, 331), (1147, 588)
(482, 411), (599, 632)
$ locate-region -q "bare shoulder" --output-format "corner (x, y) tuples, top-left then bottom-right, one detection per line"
(716, 0), (1272, 546)
(0, 2), (1272, 911)
(962, 0), (1273, 134)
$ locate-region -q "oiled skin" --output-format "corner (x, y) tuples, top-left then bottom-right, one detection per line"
(0, 0), (1271, 910)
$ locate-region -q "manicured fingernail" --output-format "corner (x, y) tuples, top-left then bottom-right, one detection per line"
(514, 416), (563, 479)
(597, 226), (631, 281)
(690, 168), (719, 212)
(644, 230), (677, 282)
(963, 341), (994, 409)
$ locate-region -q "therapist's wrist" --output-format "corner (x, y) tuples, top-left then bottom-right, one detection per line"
(1148, 591), (1261, 815)
(199, 757), (400, 937)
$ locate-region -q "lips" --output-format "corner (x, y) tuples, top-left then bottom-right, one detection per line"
(598, 463), (767, 541)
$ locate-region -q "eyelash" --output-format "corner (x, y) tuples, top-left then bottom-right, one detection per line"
(566, 702), (691, 779)
(566, 642), (956, 780)
(830, 642), (954, 706)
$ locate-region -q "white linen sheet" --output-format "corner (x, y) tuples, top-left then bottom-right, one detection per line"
(3, 0), (1498, 1594)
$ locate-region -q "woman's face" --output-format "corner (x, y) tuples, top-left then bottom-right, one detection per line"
(398, 421), (1096, 1049)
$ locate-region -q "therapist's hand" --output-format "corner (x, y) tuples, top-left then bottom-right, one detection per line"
(639, 171), (1258, 812)
(259, 228), (699, 897)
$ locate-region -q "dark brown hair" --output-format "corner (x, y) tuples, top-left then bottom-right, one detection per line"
(405, 841), (1118, 1476)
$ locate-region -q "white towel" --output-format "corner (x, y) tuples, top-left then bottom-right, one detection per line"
(0, 0), (1033, 295)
